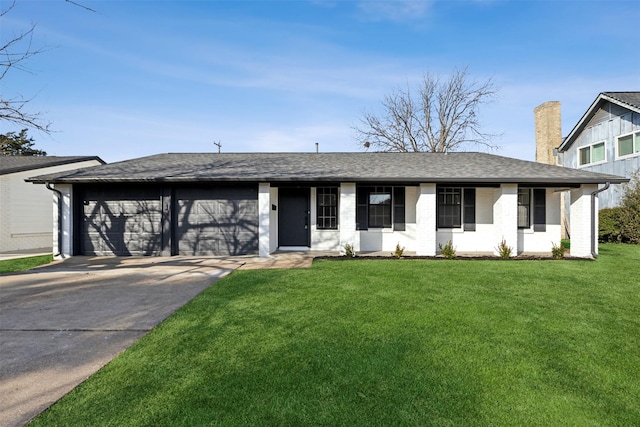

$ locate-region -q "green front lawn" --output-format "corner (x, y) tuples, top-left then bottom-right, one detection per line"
(0, 254), (53, 274)
(31, 244), (640, 426)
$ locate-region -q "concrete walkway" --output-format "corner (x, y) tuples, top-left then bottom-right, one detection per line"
(0, 252), (336, 427)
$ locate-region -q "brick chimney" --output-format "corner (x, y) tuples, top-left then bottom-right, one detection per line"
(534, 101), (562, 165)
(534, 100), (569, 238)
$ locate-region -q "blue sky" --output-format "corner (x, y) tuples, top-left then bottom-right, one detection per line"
(2, 0), (639, 163)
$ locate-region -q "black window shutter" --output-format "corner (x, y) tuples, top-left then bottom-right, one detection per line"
(393, 187), (405, 231)
(533, 189), (546, 232)
(356, 187), (369, 230)
(463, 188), (476, 231)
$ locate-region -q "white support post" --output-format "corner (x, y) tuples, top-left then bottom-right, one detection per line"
(339, 183), (358, 252)
(416, 183), (436, 256)
(258, 182), (271, 257)
(570, 184), (598, 258)
(493, 184), (518, 256)
(54, 184), (74, 259)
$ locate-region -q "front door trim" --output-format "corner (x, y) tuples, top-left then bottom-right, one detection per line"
(278, 187), (310, 248)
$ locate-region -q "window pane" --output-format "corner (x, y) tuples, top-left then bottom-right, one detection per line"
(369, 191), (391, 228)
(393, 187), (405, 231)
(518, 189), (530, 228)
(317, 187), (338, 230)
(635, 132), (640, 153)
(518, 206), (530, 228)
(579, 147), (590, 165)
(463, 188), (476, 231)
(618, 134), (633, 157)
(437, 187), (461, 228)
(370, 193), (391, 205)
(518, 188), (530, 206)
(592, 142), (605, 162)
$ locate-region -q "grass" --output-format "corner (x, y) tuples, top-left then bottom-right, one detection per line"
(31, 244), (639, 426)
(0, 254), (53, 274)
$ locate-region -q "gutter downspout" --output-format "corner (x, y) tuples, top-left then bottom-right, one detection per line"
(45, 182), (63, 257)
(591, 182), (610, 258)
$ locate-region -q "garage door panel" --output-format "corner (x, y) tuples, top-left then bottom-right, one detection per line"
(81, 185), (257, 257)
(178, 237), (220, 256)
(121, 234), (161, 255)
(175, 186), (258, 256)
(80, 187), (163, 256)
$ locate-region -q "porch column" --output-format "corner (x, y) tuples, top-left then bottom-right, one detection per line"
(570, 184), (598, 258)
(53, 183), (73, 259)
(493, 184), (518, 256)
(339, 183), (358, 251)
(416, 183), (436, 256)
(258, 182), (271, 257)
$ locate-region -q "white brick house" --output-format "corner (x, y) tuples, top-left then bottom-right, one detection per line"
(1, 156), (104, 253)
(28, 152), (626, 259)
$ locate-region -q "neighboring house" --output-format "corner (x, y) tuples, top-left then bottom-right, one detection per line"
(557, 92), (640, 208)
(0, 156), (105, 253)
(28, 152), (626, 259)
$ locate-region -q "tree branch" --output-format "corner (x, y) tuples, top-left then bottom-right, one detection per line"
(354, 67), (499, 153)
(0, 1), (51, 134)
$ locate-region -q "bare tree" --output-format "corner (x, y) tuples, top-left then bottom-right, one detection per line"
(354, 68), (499, 153)
(0, 1), (51, 133)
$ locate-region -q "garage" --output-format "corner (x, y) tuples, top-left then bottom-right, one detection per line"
(175, 186), (258, 256)
(78, 185), (258, 256)
(80, 186), (163, 256)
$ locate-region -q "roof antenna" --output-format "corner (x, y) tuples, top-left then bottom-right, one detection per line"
(213, 141), (222, 153)
(315, 142), (319, 153)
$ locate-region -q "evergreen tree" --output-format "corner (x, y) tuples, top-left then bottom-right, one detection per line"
(0, 129), (47, 156)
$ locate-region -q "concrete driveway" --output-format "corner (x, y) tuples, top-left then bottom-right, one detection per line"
(0, 256), (245, 427)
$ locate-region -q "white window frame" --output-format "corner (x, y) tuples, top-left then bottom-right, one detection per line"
(578, 140), (607, 167)
(616, 130), (640, 160)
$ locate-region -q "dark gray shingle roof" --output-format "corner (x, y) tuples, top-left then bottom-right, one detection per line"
(0, 155), (105, 175)
(27, 152), (627, 185)
(603, 92), (640, 110)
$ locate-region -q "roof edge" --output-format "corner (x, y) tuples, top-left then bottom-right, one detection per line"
(559, 92), (640, 152)
(28, 176), (630, 185)
(1, 156), (105, 175)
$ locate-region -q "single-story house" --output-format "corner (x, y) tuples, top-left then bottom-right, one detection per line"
(0, 155), (104, 253)
(27, 152), (627, 259)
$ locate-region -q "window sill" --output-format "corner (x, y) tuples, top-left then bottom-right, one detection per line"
(578, 160), (607, 168)
(518, 228), (534, 234)
(436, 228), (464, 233)
(362, 228), (394, 233)
(616, 151), (640, 161)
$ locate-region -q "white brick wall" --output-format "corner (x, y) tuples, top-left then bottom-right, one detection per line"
(570, 184), (598, 258)
(518, 189), (562, 253)
(258, 183), (271, 257)
(493, 184), (518, 256)
(358, 185), (418, 253)
(310, 187), (340, 251)
(436, 187), (495, 253)
(53, 184), (74, 258)
(415, 183), (436, 256)
(339, 183), (358, 252)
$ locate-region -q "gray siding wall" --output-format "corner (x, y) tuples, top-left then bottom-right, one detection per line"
(561, 102), (639, 208)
